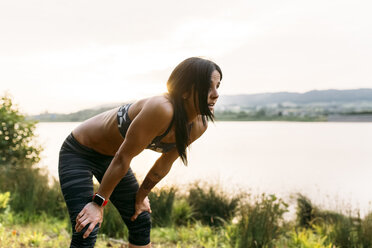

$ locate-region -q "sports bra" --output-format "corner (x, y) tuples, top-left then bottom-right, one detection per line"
(117, 103), (193, 153)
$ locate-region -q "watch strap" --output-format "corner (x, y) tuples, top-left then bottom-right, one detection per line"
(92, 193), (108, 207)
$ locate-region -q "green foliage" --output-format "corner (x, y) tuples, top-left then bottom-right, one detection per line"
(187, 183), (239, 227)
(0, 166), (66, 218)
(295, 194), (372, 248)
(171, 198), (194, 226)
(151, 222), (230, 247)
(148, 187), (177, 227)
(0, 191), (10, 211)
(0, 216), (124, 248)
(0, 94), (42, 166)
(296, 194), (316, 228)
(235, 193), (289, 248)
(0, 94), (66, 219)
(327, 215), (361, 248)
(100, 202), (128, 239)
(360, 212), (372, 247)
(274, 227), (333, 248)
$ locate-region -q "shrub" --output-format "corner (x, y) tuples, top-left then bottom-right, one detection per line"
(0, 94), (66, 219)
(148, 187), (177, 227)
(0, 165), (66, 218)
(235, 193), (288, 248)
(0, 94), (42, 166)
(0, 191), (10, 213)
(187, 183), (239, 227)
(360, 211), (372, 247)
(171, 198), (194, 226)
(328, 214), (361, 248)
(296, 194), (316, 228)
(274, 227), (333, 248)
(295, 194), (366, 248)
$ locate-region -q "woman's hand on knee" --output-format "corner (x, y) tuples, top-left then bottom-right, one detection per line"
(131, 196), (151, 221)
(75, 202), (103, 238)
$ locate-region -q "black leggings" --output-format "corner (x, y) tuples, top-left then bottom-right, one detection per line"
(58, 134), (151, 247)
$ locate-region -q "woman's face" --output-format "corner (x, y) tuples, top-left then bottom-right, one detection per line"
(207, 70), (221, 112)
(183, 69), (221, 115)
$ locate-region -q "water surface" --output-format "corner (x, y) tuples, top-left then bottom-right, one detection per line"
(35, 121), (372, 217)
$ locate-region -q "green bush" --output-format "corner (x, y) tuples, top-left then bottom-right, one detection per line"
(0, 191), (10, 212)
(171, 198), (194, 226)
(100, 202), (128, 239)
(360, 212), (372, 247)
(328, 214), (361, 248)
(148, 187), (177, 227)
(187, 183), (239, 227)
(0, 165), (66, 218)
(0, 94), (65, 219)
(0, 94), (42, 166)
(235, 193), (288, 248)
(274, 227), (333, 248)
(296, 194), (316, 228)
(295, 194), (369, 248)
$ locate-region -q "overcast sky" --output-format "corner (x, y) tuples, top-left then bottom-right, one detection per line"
(1, 0), (371, 114)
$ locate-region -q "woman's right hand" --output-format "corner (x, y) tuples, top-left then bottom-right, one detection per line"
(75, 202), (103, 239)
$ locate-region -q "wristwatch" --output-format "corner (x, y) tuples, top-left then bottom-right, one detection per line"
(92, 193), (108, 207)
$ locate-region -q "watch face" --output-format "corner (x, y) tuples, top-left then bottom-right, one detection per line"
(93, 194), (104, 206)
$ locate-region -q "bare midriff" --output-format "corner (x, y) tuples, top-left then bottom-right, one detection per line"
(72, 107), (123, 156)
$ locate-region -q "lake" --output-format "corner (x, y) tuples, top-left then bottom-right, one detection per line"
(35, 121), (372, 218)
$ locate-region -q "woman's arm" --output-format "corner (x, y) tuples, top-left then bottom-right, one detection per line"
(75, 99), (173, 238)
(98, 99), (174, 199)
(131, 148), (179, 220)
(131, 117), (209, 220)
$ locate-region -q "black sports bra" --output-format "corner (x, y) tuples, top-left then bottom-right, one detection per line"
(117, 103), (192, 153)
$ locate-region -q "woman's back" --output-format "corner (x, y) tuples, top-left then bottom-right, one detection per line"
(72, 95), (176, 156)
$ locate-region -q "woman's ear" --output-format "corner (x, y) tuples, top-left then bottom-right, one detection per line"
(182, 91), (190, 100)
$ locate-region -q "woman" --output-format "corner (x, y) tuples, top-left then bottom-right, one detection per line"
(58, 57), (222, 247)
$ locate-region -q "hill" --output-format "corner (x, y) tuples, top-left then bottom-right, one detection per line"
(30, 89), (372, 122)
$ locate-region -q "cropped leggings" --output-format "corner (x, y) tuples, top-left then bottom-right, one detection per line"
(58, 134), (151, 247)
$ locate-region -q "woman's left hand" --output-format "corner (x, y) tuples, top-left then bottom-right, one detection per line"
(131, 196), (151, 221)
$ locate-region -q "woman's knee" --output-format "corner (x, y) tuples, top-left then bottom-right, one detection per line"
(70, 222), (100, 248)
(127, 211), (152, 246)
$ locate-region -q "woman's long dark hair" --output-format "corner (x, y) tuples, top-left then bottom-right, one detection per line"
(166, 57), (222, 165)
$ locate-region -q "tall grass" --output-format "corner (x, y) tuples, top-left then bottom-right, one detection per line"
(171, 198), (194, 226)
(296, 193), (316, 228)
(295, 192), (372, 248)
(187, 183), (239, 227)
(234, 193), (289, 248)
(274, 227), (334, 248)
(360, 212), (372, 247)
(148, 187), (177, 227)
(0, 165), (66, 219)
(3, 184), (372, 247)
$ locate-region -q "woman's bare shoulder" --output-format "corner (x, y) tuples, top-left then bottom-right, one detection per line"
(130, 94), (174, 121)
(142, 95), (173, 119)
(127, 95), (174, 137)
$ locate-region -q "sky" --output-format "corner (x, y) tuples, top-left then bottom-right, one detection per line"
(1, 0), (371, 114)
